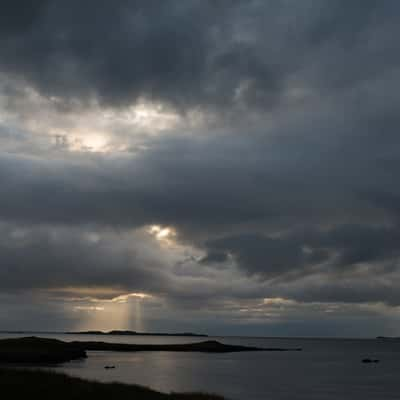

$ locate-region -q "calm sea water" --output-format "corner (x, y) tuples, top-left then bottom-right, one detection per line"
(1, 333), (400, 400)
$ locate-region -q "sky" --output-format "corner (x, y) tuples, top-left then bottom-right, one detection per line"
(1, 0), (400, 337)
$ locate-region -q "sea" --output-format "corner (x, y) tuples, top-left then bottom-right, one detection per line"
(1, 333), (400, 400)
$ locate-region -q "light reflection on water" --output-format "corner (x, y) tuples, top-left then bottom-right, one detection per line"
(1, 333), (400, 400)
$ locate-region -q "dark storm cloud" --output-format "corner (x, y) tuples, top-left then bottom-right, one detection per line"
(0, 0), (243, 108)
(0, 223), (166, 294)
(202, 224), (400, 280)
(0, 129), (368, 229)
(0, 0), (49, 34)
(285, 280), (400, 306)
(202, 233), (327, 278)
(1, 0), (398, 111)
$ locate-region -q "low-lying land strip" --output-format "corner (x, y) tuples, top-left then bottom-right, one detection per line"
(0, 336), (302, 364)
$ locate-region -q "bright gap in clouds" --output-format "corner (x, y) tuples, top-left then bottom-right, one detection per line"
(69, 133), (109, 153)
(4, 86), (185, 155)
(148, 225), (177, 242)
(66, 102), (181, 153)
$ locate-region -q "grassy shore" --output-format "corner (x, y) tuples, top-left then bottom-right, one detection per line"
(0, 368), (225, 400)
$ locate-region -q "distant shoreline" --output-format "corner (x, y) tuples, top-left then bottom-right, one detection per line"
(0, 330), (208, 337)
(1, 331), (394, 340)
(66, 330), (209, 337)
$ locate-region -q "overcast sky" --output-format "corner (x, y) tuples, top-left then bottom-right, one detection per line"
(1, 0), (400, 337)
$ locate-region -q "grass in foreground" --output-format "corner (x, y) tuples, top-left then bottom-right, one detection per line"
(0, 368), (225, 400)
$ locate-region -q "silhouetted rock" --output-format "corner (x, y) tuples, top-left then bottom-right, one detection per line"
(362, 358), (380, 363)
(376, 336), (400, 340)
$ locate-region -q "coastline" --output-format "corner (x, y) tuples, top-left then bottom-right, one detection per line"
(0, 336), (301, 364)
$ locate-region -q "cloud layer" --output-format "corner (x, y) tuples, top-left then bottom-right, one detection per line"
(1, 1), (400, 336)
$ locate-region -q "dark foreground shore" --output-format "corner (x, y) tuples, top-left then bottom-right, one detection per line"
(0, 368), (225, 400)
(0, 336), (302, 364)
